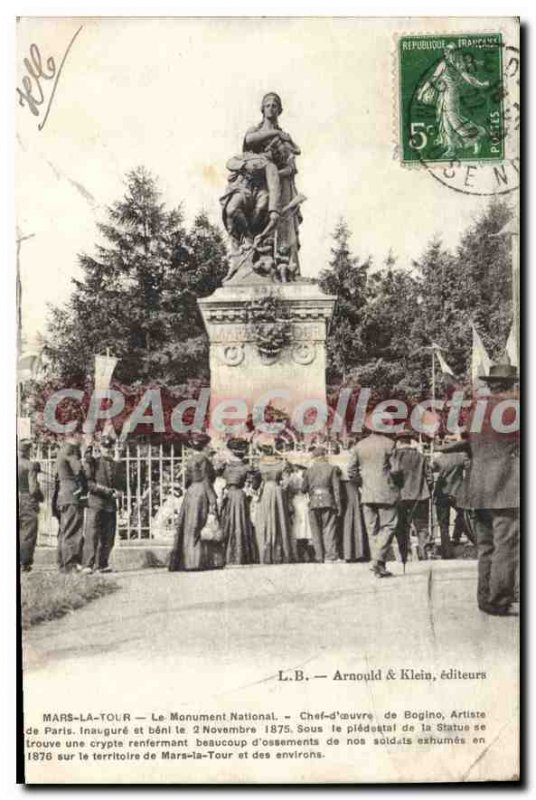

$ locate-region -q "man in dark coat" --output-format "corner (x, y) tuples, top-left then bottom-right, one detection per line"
(55, 435), (87, 572)
(432, 446), (474, 558)
(393, 432), (434, 562)
(302, 446), (342, 562)
(18, 440), (44, 572)
(348, 423), (400, 577)
(82, 435), (123, 573)
(440, 361), (519, 615)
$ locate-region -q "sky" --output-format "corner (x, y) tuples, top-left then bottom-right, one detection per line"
(16, 16), (518, 342)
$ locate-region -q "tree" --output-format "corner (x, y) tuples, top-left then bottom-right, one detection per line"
(358, 253), (421, 397)
(44, 167), (228, 387)
(318, 219), (370, 383)
(453, 199), (513, 365)
(409, 200), (513, 389)
(321, 201), (514, 399)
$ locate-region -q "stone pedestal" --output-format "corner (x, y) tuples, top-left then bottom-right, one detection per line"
(197, 282), (336, 424)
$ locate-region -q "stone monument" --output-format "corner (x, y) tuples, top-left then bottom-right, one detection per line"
(197, 92), (336, 423)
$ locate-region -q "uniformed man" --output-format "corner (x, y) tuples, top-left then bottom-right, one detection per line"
(432, 445), (474, 558)
(393, 431), (433, 562)
(55, 435), (87, 572)
(302, 446), (342, 563)
(82, 435), (123, 573)
(348, 420), (400, 577)
(18, 440), (43, 572)
(440, 360), (519, 615)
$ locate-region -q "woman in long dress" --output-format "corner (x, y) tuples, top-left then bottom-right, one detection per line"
(333, 447), (370, 563)
(221, 439), (256, 565)
(254, 443), (295, 564)
(169, 434), (224, 572)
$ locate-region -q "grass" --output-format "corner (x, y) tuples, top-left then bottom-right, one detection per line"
(20, 571), (119, 630)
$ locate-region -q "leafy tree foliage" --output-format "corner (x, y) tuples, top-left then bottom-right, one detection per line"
(318, 220), (371, 384)
(321, 201), (513, 397)
(44, 167), (513, 406)
(44, 167), (227, 387)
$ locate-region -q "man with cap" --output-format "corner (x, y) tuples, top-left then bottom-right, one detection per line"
(302, 445), (342, 562)
(18, 439), (44, 572)
(347, 416), (400, 577)
(82, 435), (123, 573)
(56, 433), (87, 572)
(393, 430), (434, 562)
(439, 359), (519, 615)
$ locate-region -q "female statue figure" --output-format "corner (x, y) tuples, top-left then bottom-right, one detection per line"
(220, 92), (303, 282)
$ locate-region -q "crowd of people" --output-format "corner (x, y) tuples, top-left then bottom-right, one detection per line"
(166, 428), (474, 576)
(17, 359), (519, 617)
(167, 357), (519, 617)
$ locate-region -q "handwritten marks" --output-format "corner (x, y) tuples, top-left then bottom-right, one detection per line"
(17, 26), (83, 131)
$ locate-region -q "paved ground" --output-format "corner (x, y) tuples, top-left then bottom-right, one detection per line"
(24, 560), (517, 671)
(22, 560), (519, 783)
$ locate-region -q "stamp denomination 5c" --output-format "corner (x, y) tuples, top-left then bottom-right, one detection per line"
(399, 33), (504, 164)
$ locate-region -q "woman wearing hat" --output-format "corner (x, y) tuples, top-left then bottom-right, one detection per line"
(169, 433), (223, 572)
(221, 438), (257, 565)
(254, 437), (294, 564)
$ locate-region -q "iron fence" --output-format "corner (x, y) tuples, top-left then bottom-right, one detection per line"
(33, 438), (348, 547)
(35, 442), (189, 546)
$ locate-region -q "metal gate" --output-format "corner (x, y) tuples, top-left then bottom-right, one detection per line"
(35, 442), (188, 546)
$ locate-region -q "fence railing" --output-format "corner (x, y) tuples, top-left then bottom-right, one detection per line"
(34, 438), (344, 547)
(35, 442), (188, 546)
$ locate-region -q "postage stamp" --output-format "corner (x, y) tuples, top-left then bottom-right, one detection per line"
(399, 33), (504, 164)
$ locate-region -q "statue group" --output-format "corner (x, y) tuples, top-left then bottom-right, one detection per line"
(220, 92), (305, 285)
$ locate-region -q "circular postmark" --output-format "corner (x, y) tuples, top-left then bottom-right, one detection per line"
(401, 35), (519, 196)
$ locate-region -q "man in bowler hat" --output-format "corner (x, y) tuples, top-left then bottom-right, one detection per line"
(439, 360), (519, 615)
(348, 417), (400, 577)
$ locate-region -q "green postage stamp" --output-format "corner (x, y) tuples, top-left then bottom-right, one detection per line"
(399, 33), (504, 163)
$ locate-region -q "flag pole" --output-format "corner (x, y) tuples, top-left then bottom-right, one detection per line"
(430, 347), (436, 557)
(431, 348), (436, 459)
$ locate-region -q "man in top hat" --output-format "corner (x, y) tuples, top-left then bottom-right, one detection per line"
(18, 439), (44, 572)
(302, 445), (342, 563)
(81, 435), (123, 573)
(55, 433), (87, 572)
(393, 429), (434, 561)
(347, 415), (400, 577)
(439, 359), (519, 615)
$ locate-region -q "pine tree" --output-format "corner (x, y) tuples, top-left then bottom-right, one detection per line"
(318, 219), (370, 383)
(44, 168), (228, 387)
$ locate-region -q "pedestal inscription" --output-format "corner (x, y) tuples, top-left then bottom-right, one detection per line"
(198, 283), (335, 418)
